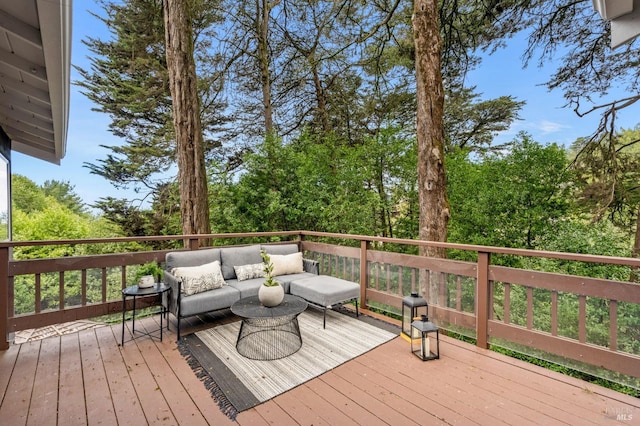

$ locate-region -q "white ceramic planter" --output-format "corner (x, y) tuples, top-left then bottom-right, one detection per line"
(138, 275), (155, 288)
(258, 283), (284, 307)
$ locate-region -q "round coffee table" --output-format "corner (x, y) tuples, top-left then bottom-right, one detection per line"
(231, 294), (307, 360)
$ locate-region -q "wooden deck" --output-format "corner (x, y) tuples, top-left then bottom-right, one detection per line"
(1, 311), (638, 425)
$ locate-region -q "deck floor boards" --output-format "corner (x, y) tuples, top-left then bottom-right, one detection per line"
(2, 340), (39, 424)
(28, 336), (60, 426)
(95, 325), (148, 426)
(1, 311), (638, 425)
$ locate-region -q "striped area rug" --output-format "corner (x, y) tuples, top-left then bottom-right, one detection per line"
(179, 308), (398, 420)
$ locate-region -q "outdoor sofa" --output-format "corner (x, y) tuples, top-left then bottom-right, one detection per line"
(163, 243), (360, 340)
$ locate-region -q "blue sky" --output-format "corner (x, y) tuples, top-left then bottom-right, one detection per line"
(11, 3), (142, 209)
(11, 3), (640, 209)
(465, 35), (640, 148)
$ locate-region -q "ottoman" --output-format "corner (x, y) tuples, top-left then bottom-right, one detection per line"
(289, 275), (360, 328)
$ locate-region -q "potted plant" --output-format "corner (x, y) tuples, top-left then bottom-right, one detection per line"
(135, 261), (163, 288)
(258, 250), (284, 306)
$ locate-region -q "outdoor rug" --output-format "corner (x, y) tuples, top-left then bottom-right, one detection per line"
(178, 308), (398, 420)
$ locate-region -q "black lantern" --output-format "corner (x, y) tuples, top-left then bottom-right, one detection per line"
(401, 292), (428, 339)
(411, 315), (440, 361)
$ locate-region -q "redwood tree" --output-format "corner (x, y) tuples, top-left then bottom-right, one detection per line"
(413, 0), (450, 259)
(163, 0), (211, 237)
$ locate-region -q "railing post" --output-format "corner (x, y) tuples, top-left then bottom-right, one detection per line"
(360, 240), (369, 309)
(0, 246), (8, 350)
(476, 251), (490, 349)
(187, 237), (199, 250)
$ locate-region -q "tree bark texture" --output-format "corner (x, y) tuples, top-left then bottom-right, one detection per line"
(163, 0), (211, 238)
(259, 0), (276, 135)
(414, 0), (450, 303)
(312, 66), (330, 133)
(414, 0), (450, 260)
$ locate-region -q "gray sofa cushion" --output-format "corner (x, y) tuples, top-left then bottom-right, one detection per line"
(226, 278), (264, 299)
(166, 248), (221, 270)
(290, 275), (360, 307)
(271, 272), (316, 293)
(220, 244), (262, 280)
(180, 285), (240, 317)
(261, 243), (299, 256)
(228, 271), (316, 296)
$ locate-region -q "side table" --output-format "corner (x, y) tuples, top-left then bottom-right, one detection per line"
(121, 283), (171, 346)
(231, 294), (307, 360)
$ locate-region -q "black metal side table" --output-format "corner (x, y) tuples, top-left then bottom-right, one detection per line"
(121, 283), (171, 346)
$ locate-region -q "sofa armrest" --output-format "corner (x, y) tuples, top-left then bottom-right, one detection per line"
(303, 258), (319, 275)
(163, 270), (181, 316)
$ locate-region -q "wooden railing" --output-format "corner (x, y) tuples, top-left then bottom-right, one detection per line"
(1, 231), (639, 385)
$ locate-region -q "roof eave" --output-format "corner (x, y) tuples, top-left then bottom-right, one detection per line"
(37, 0), (72, 164)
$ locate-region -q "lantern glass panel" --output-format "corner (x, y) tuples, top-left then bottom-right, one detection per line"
(410, 319), (440, 361)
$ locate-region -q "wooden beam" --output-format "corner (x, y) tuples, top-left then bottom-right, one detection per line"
(360, 240), (368, 308)
(476, 251), (490, 349)
(4, 122), (53, 141)
(0, 48), (47, 83)
(489, 320), (640, 378)
(0, 105), (54, 131)
(0, 9), (42, 48)
(0, 90), (51, 119)
(0, 73), (50, 103)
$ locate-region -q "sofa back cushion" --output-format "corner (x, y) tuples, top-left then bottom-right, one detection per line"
(261, 243), (299, 256)
(220, 244), (262, 280)
(166, 248), (221, 270)
(234, 263), (266, 281)
(171, 261), (227, 296)
(270, 252), (304, 276)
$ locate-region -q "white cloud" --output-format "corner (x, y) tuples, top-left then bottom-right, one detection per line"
(536, 120), (570, 134)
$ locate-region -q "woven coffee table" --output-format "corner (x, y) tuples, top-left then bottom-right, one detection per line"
(231, 294), (307, 360)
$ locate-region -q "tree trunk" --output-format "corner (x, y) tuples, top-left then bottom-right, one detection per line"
(414, 0), (450, 300)
(163, 0), (211, 239)
(258, 0), (276, 135)
(312, 65), (330, 133)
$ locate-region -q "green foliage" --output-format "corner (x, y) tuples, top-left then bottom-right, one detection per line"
(12, 175), (47, 214)
(13, 267), (131, 316)
(76, 0), (175, 153)
(524, 219), (632, 280)
(260, 250), (278, 287)
(77, 0), (227, 231)
(91, 185), (183, 249)
(208, 128), (419, 240)
(11, 175), (106, 257)
(14, 0), (640, 391)
(501, 219), (640, 359)
(135, 261), (163, 282)
(10, 175), (135, 315)
(447, 133), (575, 256)
(41, 180), (87, 215)
(13, 207), (89, 258)
(570, 128), (640, 269)
(445, 86), (524, 153)
(13, 174), (90, 222)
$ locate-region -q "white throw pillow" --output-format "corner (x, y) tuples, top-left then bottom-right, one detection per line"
(234, 263), (265, 281)
(270, 252), (304, 276)
(172, 261), (227, 296)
